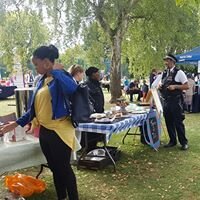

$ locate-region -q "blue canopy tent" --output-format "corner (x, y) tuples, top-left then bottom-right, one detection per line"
(176, 46), (200, 113)
(175, 46), (200, 65)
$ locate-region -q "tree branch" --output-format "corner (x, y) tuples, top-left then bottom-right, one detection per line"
(87, 0), (113, 37)
(114, 0), (142, 37)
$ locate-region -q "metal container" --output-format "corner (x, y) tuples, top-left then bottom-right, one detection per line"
(15, 88), (35, 118)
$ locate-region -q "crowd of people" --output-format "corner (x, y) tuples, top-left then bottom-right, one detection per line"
(0, 44), (197, 199)
(120, 66), (197, 113)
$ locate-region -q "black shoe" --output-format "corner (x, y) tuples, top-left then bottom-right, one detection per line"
(164, 142), (177, 148)
(180, 144), (188, 150)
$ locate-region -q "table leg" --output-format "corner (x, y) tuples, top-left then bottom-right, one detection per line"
(102, 139), (116, 172)
(36, 164), (49, 179)
(122, 127), (140, 144)
(77, 132), (117, 171)
(77, 132), (88, 170)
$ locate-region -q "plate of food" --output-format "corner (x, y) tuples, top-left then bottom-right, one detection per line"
(90, 113), (106, 119)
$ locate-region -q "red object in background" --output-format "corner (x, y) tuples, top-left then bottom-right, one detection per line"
(6, 80), (11, 86)
(0, 80), (6, 86)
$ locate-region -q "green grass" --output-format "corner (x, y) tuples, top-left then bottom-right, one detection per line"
(0, 98), (16, 116)
(1, 91), (200, 200)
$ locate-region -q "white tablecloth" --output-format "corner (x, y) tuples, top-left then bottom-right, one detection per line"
(0, 135), (46, 174)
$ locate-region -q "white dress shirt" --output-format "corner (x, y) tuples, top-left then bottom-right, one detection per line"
(151, 66), (188, 88)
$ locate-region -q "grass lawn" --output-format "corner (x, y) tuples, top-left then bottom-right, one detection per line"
(1, 91), (200, 200)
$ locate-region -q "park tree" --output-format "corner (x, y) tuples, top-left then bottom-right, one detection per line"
(72, 0), (142, 102)
(176, 0), (200, 6)
(60, 23), (108, 70)
(0, 10), (49, 79)
(53, 0), (200, 102)
(122, 0), (200, 77)
(60, 45), (87, 68)
(24, 0), (143, 102)
(2, 0), (200, 100)
(62, 0), (143, 102)
(82, 22), (110, 69)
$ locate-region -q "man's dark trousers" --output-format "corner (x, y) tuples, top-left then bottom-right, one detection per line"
(163, 96), (188, 145)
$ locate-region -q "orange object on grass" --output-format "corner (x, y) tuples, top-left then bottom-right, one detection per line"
(5, 174), (46, 197)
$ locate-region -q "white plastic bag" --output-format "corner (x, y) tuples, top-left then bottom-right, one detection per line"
(4, 127), (26, 143)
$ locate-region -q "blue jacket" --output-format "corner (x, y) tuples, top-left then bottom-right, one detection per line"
(16, 70), (78, 127)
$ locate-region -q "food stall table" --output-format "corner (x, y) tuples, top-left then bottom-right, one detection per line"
(76, 113), (147, 171)
(0, 135), (46, 175)
(0, 113), (148, 175)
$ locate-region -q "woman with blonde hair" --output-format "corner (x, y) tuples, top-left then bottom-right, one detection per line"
(68, 64), (85, 160)
(68, 64), (84, 83)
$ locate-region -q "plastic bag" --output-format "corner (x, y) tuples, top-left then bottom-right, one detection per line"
(3, 127), (26, 143)
(5, 173), (46, 197)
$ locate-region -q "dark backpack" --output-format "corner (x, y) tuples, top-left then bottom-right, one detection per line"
(62, 71), (94, 127)
(70, 83), (94, 127)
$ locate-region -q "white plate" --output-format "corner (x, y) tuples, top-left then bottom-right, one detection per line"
(90, 113), (106, 119)
(120, 114), (133, 118)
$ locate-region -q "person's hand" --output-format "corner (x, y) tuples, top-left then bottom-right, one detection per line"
(26, 128), (34, 134)
(24, 123), (32, 133)
(53, 63), (64, 70)
(0, 121), (18, 135)
(167, 85), (176, 90)
(25, 124), (35, 134)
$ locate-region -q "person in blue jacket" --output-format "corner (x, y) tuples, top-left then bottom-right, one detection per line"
(0, 45), (79, 200)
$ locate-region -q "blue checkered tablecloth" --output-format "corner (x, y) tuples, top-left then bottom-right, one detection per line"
(76, 113), (147, 142)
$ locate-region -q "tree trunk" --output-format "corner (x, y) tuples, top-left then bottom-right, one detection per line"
(109, 33), (122, 103)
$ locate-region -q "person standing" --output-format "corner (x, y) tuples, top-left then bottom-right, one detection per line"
(101, 75), (110, 92)
(141, 79), (149, 102)
(184, 73), (195, 112)
(81, 66), (104, 151)
(0, 45), (79, 200)
(159, 54), (189, 150)
(25, 70), (35, 87)
(85, 66), (104, 113)
(68, 64), (85, 160)
(149, 68), (157, 87)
